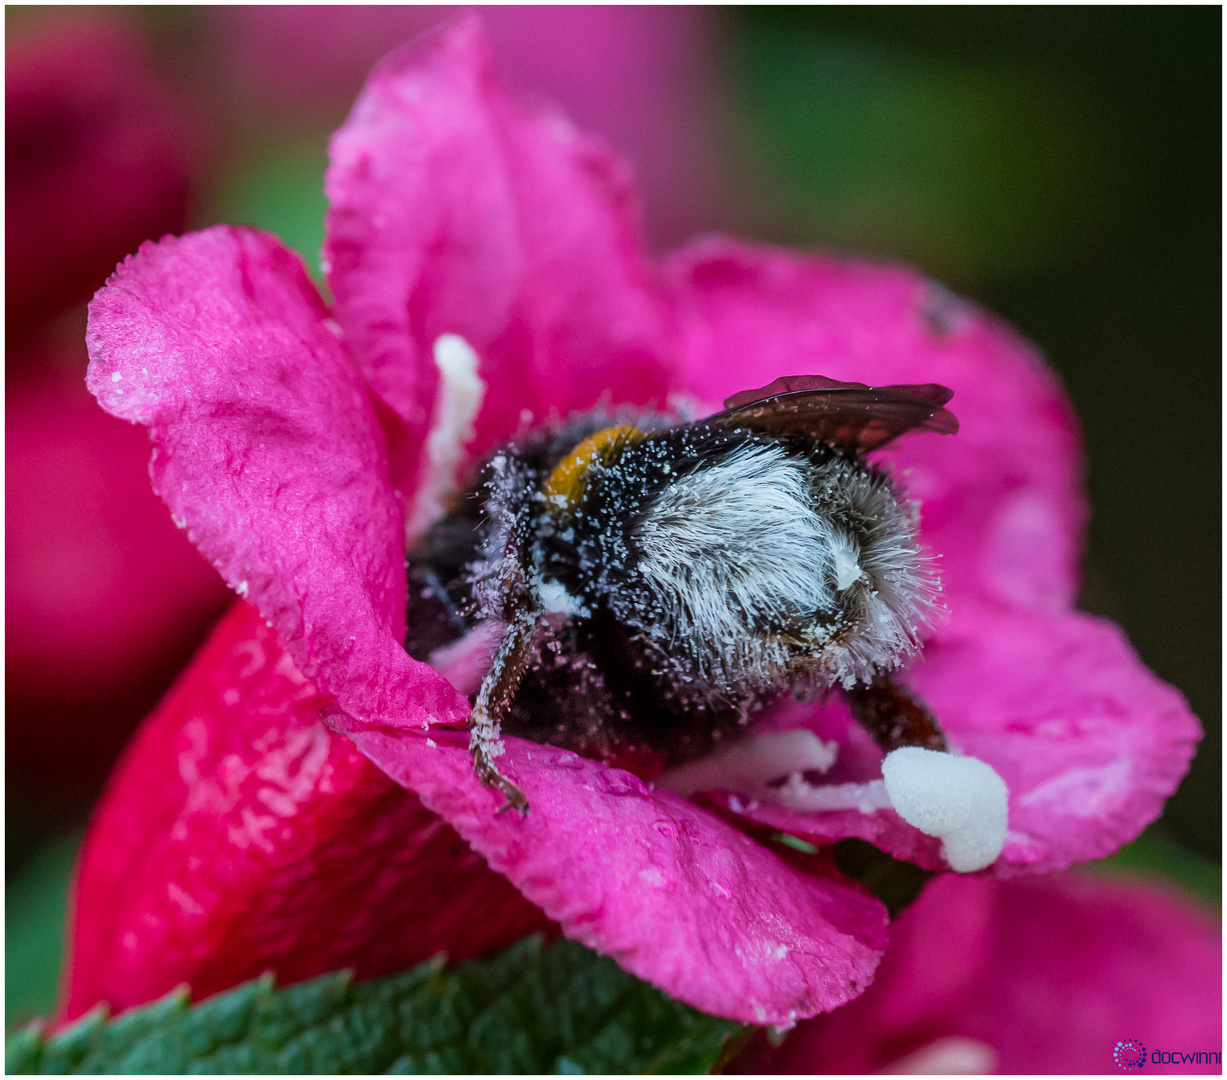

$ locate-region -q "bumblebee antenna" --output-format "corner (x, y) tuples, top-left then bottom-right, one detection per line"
(468, 569), (539, 814)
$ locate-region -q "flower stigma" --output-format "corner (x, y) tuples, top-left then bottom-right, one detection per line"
(881, 746), (1009, 871)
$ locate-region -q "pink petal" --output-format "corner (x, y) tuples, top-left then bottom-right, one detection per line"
(63, 601), (548, 1022)
(916, 607), (1202, 873)
(352, 727), (889, 1026)
(324, 16), (676, 493)
(722, 608), (1200, 874)
(733, 872), (1222, 1074)
(664, 238), (1087, 617)
(85, 225), (468, 733)
(481, 5), (727, 250)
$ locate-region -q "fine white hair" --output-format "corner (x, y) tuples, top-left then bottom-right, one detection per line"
(626, 442), (935, 694)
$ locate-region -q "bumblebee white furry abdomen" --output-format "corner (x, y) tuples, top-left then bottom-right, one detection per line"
(405, 374), (959, 812)
(626, 441), (935, 696)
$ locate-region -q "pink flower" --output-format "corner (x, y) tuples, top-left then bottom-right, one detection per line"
(6, 350), (230, 797)
(212, 5), (725, 247)
(729, 872), (1222, 1074)
(6, 11), (224, 801)
(6, 13), (197, 340)
(75, 19), (1198, 1026)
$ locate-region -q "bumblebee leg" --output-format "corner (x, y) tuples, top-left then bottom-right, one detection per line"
(468, 608), (540, 814)
(469, 728), (529, 815)
(846, 675), (949, 753)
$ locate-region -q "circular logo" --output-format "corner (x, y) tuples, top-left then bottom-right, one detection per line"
(1115, 1039), (1147, 1071)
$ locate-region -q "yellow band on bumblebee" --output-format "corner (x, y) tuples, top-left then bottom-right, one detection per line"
(541, 424), (645, 516)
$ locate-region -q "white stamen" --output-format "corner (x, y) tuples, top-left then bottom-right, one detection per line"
(881, 747), (1009, 872)
(658, 729), (837, 798)
(406, 334), (485, 541)
(882, 1037), (999, 1075)
(776, 776), (893, 814)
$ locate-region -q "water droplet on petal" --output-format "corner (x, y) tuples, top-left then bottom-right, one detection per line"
(595, 770), (647, 797)
(653, 819), (678, 839)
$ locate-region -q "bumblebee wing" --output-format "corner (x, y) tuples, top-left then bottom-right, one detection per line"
(715, 374), (958, 454)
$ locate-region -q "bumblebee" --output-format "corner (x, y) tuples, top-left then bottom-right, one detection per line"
(405, 374), (958, 812)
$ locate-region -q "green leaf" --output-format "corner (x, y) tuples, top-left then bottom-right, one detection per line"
(6, 833), (81, 1033)
(6, 937), (743, 1075)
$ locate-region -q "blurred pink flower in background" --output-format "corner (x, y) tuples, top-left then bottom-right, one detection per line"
(731, 872), (1221, 1075)
(69, 19), (1202, 1032)
(6, 15), (198, 341)
(6, 353), (230, 794)
(211, 4), (729, 248)
(5, 12), (229, 808)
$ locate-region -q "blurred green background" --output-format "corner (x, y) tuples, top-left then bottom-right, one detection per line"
(7, 5), (1219, 1032)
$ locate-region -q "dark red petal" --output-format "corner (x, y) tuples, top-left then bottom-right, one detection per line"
(63, 601), (548, 1022)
